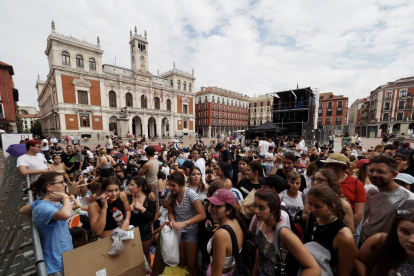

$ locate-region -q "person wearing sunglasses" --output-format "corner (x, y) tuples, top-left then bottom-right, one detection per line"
(360, 155), (414, 246)
(356, 208), (414, 276)
(17, 140), (51, 182)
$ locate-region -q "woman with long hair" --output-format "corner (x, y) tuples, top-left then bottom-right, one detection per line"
(205, 189), (247, 276)
(187, 167), (209, 205)
(304, 169), (354, 231)
(304, 185), (356, 275)
(22, 172), (73, 274)
(167, 171), (206, 276)
(253, 189), (320, 276)
(213, 162), (233, 190)
(398, 150), (414, 177)
(128, 176), (156, 264)
(309, 142), (321, 162)
(356, 209), (414, 276)
(88, 176), (131, 238)
(237, 161), (262, 199)
(97, 148), (116, 177)
(236, 156), (250, 186)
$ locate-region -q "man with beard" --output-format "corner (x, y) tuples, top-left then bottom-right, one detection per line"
(271, 152), (306, 192)
(360, 155), (414, 246)
(61, 145), (76, 181)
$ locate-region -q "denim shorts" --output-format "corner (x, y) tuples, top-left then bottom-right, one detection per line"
(259, 155), (265, 160)
(181, 231), (198, 243)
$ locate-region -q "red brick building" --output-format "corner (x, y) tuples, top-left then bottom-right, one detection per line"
(195, 86), (249, 137)
(0, 61), (20, 133)
(317, 92), (348, 130)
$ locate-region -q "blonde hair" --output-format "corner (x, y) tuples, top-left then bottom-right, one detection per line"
(99, 148), (110, 162)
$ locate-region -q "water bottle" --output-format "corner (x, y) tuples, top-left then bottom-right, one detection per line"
(112, 207), (124, 227)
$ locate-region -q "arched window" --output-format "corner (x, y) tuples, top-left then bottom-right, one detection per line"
(154, 97), (160, 109)
(166, 99), (171, 111)
(183, 81), (186, 91)
(62, 51), (70, 65)
(109, 116), (117, 131)
(177, 80), (181, 90)
(89, 58), (96, 70)
(125, 93), (133, 107)
(109, 91), (117, 107)
(189, 83), (192, 92)
(76, 55), (84, 68)
(141, 95), (147, 108)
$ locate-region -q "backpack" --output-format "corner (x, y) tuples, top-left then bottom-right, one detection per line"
(280, 205), (304, 239)
(298, 242), (334, 276)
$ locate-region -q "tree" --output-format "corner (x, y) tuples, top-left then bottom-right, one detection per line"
(30, 120), (42, 136)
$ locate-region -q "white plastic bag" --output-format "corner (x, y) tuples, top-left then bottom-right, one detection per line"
(108, 228), (134, 256)
(160, 226), (181, 266)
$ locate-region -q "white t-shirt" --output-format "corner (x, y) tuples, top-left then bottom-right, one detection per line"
(259, 140), (270, 156)
(161, 166), (170, 177)
(17, 153), (48, 182)
(159, 206), (169, 226)
(265, 152), (274, 166)
(294, 142), (304, 157)
(281, 191), (304, 217)
(106, 138), (113, 149)
(141, 145), (148, 161)
(194, 158), (206, 184)
(40, 139), (49, 151)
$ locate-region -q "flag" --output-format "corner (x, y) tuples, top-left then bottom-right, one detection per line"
(154, 89), (156, 99)
(161, 90), (163, 102)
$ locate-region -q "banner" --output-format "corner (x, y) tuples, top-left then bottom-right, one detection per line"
(2, 134), (33, 157)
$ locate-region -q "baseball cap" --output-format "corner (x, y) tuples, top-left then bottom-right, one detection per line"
(320, 153), (347, 166)
(395, 173), (414, 185)
(179, 160), (194, 170)
(263, 175), (290, 193)
(215, 143), (224, 151)
(206, 189), (236, 207)
(357, 159), (369, 168)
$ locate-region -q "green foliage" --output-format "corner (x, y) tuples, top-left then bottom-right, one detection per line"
(30, 120), (42, 136)
(23, 128), (31, 133)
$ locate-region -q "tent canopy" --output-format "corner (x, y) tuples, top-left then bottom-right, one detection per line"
(250, 121), (285, 132)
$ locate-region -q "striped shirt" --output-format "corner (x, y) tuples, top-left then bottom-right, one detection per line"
(167, 188), (199, 234)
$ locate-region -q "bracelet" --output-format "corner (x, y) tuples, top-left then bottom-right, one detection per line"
(185, 221), (188, 227)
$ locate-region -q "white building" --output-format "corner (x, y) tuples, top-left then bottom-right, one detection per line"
(19, 106), (40, 132)
(248, 94), (273, 127)
(37, 22), (196, 139)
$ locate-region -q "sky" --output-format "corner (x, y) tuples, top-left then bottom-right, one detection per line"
(1, 0), (414, 108)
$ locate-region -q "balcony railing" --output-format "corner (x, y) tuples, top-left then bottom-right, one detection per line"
(336, 111), (343, 116)
(325, 121), (331, 125)
(335, 121), (342, 125)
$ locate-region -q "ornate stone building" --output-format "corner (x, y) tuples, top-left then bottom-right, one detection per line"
(37, 22), (196, 139)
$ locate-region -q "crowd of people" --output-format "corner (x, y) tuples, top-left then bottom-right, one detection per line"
(16, 133), (414, 276)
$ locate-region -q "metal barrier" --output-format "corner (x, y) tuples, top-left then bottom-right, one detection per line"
(26, 175), (48, 276)
(0, 156), (47, 276)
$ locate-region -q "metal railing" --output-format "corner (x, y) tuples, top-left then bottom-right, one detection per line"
(0, 155), (47, 276)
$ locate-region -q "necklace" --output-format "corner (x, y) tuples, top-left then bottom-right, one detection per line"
(310, 219), (336, 240)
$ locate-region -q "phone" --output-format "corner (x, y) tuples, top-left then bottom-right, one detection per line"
(206, 225), (218, 232)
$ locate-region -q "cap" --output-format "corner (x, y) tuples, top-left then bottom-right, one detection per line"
(357, 159), (369, 168)
(206, 189), (236, 207)
(179, 160), (194, 170)
(320, 153), (347, 166)
(215, 143), (224, 151)
(263, 175), (290, 193)
(395, 173), (414, 185)
(174, 162), (179, 166)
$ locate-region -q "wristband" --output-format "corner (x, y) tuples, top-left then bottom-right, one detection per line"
(185, 221), (188, 227)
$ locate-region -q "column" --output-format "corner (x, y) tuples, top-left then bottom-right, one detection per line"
(142, 115), (148, 138)
(208, 126), (211, 138)
(156, 117), (162, 137)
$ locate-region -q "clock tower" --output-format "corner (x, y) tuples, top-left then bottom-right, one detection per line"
(130, 26), (149, 73)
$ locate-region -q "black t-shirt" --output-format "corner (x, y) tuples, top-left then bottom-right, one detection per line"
(253, 140), (259, 147)
(237, 178), (260, 199)
(61, 152), (76, 172)
(221, 149), (232, 164)
(276, 169), (306, 192)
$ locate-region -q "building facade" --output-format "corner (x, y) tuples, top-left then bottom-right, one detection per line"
(37, 22), (196, 139)
(316, 92), (348, 132)
(248, 95), (273, 127)
(358, 77), (414, 137)
(19, 106), (40, 132)
(195, 87), (249, 137)
(0, 61), (20, 133)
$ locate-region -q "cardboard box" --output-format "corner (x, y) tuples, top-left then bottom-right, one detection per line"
(63, 228), (146, 276)
(68, 183), (78, 195)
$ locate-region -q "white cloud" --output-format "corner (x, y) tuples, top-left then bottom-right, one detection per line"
(0, 0), (413, 110)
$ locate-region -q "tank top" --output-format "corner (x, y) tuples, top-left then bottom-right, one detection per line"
(145, 159), (159, 184)
(402, 164), (414, 178)
(96, 197), (126, 231)
(206, 228), (237, 269)
(304, 214), (346, 269)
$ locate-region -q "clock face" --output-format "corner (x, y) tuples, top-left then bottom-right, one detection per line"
(140, 55), (145, 62)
